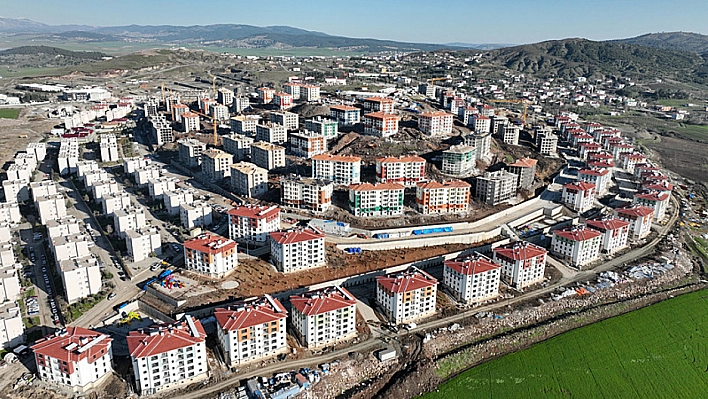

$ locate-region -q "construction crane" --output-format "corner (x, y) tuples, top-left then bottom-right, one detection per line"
(427, 77), (451, 85)
(191, 108), (220, 147)
(487, 99), (532, 126)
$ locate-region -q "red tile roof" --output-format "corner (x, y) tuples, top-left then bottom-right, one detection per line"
(364, 97), (394, 104)
(472, 114), (490, 120)
(311, 153), (362, 163)
(215, 295), (287, 332)
(493, 242), (547, 261)
(349, 182), (405, 192)
(364, 111), (398, 120)
(270, 227), (325, 245)
(32, 327), (112, 375)
(376, 267), (438, 293)
(127, 316), (206, 359)
(586, 217), (630, 231)
(563, 181), (596, 191)
(615, 205), (654, 218)
(416, 180), (471, 190)
(228, 204), (281, 220)
(330, 105), (359, 112)
(290, 286), (357, 316)
(183, 232), (237, 254)
(588, 160), (615, 168)
(419, 111), (453, 118)
(578, 167), (610, 177)
(445, 253), (500, 275)
(634, 191), (670, 202)
(554, 226), (602, 241)
(509, 157), (538, 168)
(376, 155), (426, 164)
(643, 181), (673, 192)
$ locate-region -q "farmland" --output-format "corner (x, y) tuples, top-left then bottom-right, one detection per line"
(0, 108), (20, 119)
(422, 289), (708, 399)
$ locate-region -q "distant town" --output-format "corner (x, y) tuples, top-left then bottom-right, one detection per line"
(0, 49), (702, 399)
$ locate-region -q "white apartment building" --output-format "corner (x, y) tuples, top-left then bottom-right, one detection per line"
(60, 256), (102, 304)
(33, 327), (113, 392)
(127, 316), (208, 395)
(134, 165), (162, 186)
(0, 242), (13, 268)
(255, 123), (287, 144)
(633, 190), (670, 221)
(46, 216), (81, 239)
(492, 241), (547, 289)
(536, 129), (559, 156)
(305, 116), (338, 140)
(363, 112), (399, 137)
(585, 217), (630, 254)
(171, 103), (189, 123)
(201, 149), (233, 181)
(415, 180), (471, 215)
(82, 170), (109, 188)
(289, 130), (327, 159)
(561, 181), (596, 212)
(615, 205), (654, 239)
(90, 179), (119, 202)
(30, 180), (57, 202)
(217, 87), (234, 105)
(50, 233), (91, 263)
(163, 188), (195, 216)
(123, 156), (151, 175)
(468, 114), (491, 133)
(6, 163), (31, 183)
(551, 226), (602, 268)
(183, 232), (237, 278)
(102, 192), (131, 216)
(0, 302), (23, 349)
(151, 115), (175, 145)
(180, 200), (213, 230)
(230, 162), (268, 198)
(475, 170), (517, 206)
(233, 96), (250, 113)
(2, 180), (28, 203)
(375, 155), (426, 187)
(113, 206), (147, 238)
(223, 134), (254, 162)
(36, 193), (67, 224)
(463, 131), (492, 160)
(280, 176), (333, 212)
(209, 104), (229, 121)
(348, 182), (404, 217)
(215, 295), (288, 366)
(290, 286), (357, 348)
(300, 84), (321, 102)
(148, 177), (178, 199)
(376, 267), (438, 324)
(443, 253), (501, 304)
(99, 134), (119, 162)
(418, 111), (453, 135)
(178, 138), (207, 168)
(0, 265), (20, 303)
(270, 111), (299, 131)
(126, 227), (162, 262)
(27, 142), (47, 162)
(363, 97), (395, 113)
(311, 154), (361, 185)
(76, 160), (99, 180)
(57, 138), (79, 176)
(578, 167), (611, 195)
(442, 145), (476, 176)
(228, 205), (280, 245)
(269, 227), (326, 273)
(500, 125), (520, 145)
(251, 141), (286, 170)
(230, 115), (260, 135)
(0, 202), (21, 224)
(329, 105), (360, 126)
(181, 112), (200, 132)
(283, 83), (301, 100)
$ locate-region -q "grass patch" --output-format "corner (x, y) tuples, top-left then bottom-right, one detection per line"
(65, 293), (105, 323)
(422, 289), (708, 398)
(0, 109), (21, 119)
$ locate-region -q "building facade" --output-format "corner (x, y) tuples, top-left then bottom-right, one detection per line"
(290, 286), (357, 348)
(443, 253), (501, 304)
(183, 232), (238, 278)
(311, 154), (361, 185)
(492, 241), (547, 289)
(376, 267), (438, 324)
(269, 228), (326, 273)
(228, 205), (281, 245)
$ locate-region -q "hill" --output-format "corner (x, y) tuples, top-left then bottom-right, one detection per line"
(0, 46), (109, 69)
(477, 38), (706, 82)
(613, 32), (708, 55)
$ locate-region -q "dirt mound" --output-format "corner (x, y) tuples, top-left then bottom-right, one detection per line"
(291, 103), (329, 118)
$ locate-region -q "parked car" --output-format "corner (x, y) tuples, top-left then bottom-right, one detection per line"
(107, 292), (116, 300)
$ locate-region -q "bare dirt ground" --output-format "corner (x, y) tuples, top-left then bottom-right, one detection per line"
(643, 135), (708, 185)
(0, 108), (54, 168)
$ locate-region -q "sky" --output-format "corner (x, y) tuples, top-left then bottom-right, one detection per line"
(3, 0), (708, 45)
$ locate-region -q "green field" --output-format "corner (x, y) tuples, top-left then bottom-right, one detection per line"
(422, 289), (708, 399)
(0, 108), (21, 119)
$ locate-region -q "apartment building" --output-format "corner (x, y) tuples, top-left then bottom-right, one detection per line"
(348, 182), (404, 217)
(551, 226), (602, 268)
(148, 177), (178, 199)
(251, 141), (286, 170)
(622, 152), (646, 174)
(415, 180), (471, 215)
(270, 111), (299, 131)
(363, 112), (399, 137)
(272, 92), (293, 109)
(209, 104), (229, 121)
(33, 328), (113, 392)
(500, 124), (521, 145)
(57, 138), (79, 175)
(27, 142), (47, 162)
(375, 155), (426, 187)
(230, 162), (268, 198)
(113, 206), (147, 238)
(283, 83), (301, 99)
(442, 145), (476, 176)
(180, 200), (213, 229)
(90, 179), (119, 202)
(6, 163), (31, 184)
(280, 176), (333, 212)
(0, 302), (23, 349)
(536, 129), (559, 156)
(561, 181), (596, 212)
(330, 105), (360, 126)
(376, 267), (438, 324)
(289, 130), (327, 159)
(418, 111), (453, 135)
(507, 157), (537, 190)
(255, 123), (287, 145)
(300, 84), (321, 102)
(46, 216), (80, 239)
(123, 156), (151, 175)
(363, 97), (395, 113)
(217, 87), (234, 105)
(59, 256), (102, 304)
(633, 190), (670, 221)
(443, 253), (501, 304)
(305, 116), (338, 140)
(36, 193), (67, 224)
(180, 112), (200, 132)
(50, 233), (91, 264)
(126, 227), (162, 262)
(475, 170), (517, 206)
(233, 95), (251, 113)
(311, 154), (361, 185)
(585, 217), (630, 254)
(614, 205), (654, 239)
(269, 227), (326, 273)
(228, 205), (281, 245)
(223, 133), (254, 161)
(230, 115), (260, 135)
(215, 295), (288, 366)
(201, 149), (233, 181)
(178, 138), (207, 168)
(492, 241), (547, 289)
(183, 232), (237, 277)
(99, 134), (119, 162)
(134, 165), (162, 186)
(0, 263), (20, 302)
(171, 103), (189, 123)
(102, 192), (131, 216)
(30, 180), (57, 202)
(82, 170), (110, 188)
(127, 316), (208, 395)
(463, 131), (492, 160)
(290, 286), (357, 348)
(468, 114), (491, 133)
(2, 180), (28, 203)
(0, 242), (13, 268)
(163, 188), (195, 216)
(0, 202), (20, 224)
(257, 87), (275, 104)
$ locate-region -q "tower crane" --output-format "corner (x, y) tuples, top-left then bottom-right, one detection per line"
(487, 99), (532, 126)
(190, 108), (219, 147)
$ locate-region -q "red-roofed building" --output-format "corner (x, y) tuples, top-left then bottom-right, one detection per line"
(269, 227), (325, 272)
(614, 205), (654, 239)
(578, 167), (611, 194)
(272, 92), (293, 110)
(585, 217), (630, 254)
(579, 142), (602, 159)
(376, 267), (438, 324)
(588, 159), (615, 169)
(311, 153), (362, 185)
(375, 155), (426, 187)
(571, 132), (594, 147)
(33, 327), (113, 391)
(416, 180), (471, 215)
(469, 114), (491, 133)
(127, 316), (207, 395)
(363, 97), (395, 113)
(290, 286), (357, 348)
(348, 182), (405, 217)
(551, 226), (602, 268)
(633, 190), (670, 221)
(418, 111), (454, 135)
(642, 180), (673, 196)
(443, 253), (501, 304)
(257, 87), (275, 104)
(183, 232), (238, 278)
(610, 142), (634, 161)
(363, 112), (399, 138)
(215, 295), (288, 366)
(507, 157), (538, 190)
(621, 152), (646, 174)
(228, 205), (281, 245)
(329, 104), (360, 126)
(492, 241), (547, 289)
(562, 181), (596, 212)
(634, 163), (659, 179)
